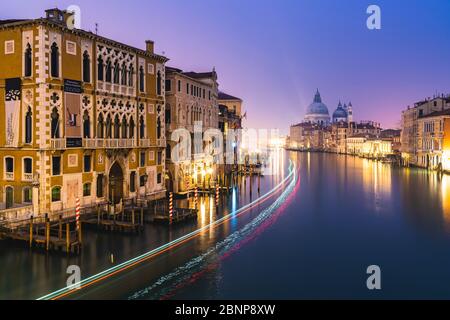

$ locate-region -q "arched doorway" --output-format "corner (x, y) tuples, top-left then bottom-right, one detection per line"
(109, 162), (124, 204)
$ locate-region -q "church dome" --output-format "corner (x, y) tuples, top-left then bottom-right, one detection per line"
(333, 102), (348, 119)
(306, 89), (330, 116)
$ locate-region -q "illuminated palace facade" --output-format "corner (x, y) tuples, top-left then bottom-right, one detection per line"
(165, 66), (219, 194)
(0, 8), (168, 219)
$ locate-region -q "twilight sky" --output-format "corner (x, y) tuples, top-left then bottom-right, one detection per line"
(3, 0), (450, 133)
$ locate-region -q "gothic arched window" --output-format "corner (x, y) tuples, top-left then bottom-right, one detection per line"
(97, 56), (104, 81)
(157, 71), (162, 96)
(105, 114), (112, 138)
(24, 43), (32, 77)
(105, 59), (112, 83)
(139, 66), (145, 92)
(83, 51), (91, 83)
(51, 107), (60, 138)
(114, 115), (120, 139)
(83, 111), (90, 138)
(50, 42), (59, 78)
(129, 117), (135, 139)
(113, 60), (120, 84)
(25, 106), (32, 144)
(129, 66), (134, 87)
(121, 63), (127, 86)
(139, 115), (145, 139)
(97, 113), (104, 138)
(121, 116), (128, 138)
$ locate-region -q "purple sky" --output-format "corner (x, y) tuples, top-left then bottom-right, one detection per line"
(3, 0), (450, 133)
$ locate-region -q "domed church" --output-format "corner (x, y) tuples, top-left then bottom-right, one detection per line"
(304, 89), (330, 125)
(332, 101), (353, 123)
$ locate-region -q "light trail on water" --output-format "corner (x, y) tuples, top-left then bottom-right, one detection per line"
(37, 160), (296, 300)
(129, 163), (299, 300)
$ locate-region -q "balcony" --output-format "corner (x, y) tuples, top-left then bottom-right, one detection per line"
(4, 172), (14, 181)
(139, 139), (151, 148)
(22, 173), (33, 182)
(83, 138), (136, 149)
(50, 138), (66, 150)
(157, 139), (165, 148)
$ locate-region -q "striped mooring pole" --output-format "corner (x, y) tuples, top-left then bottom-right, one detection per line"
(169, 192), (173, 224)
(194, 186), (198, 208)
(215, 183), (220, 207)
(75, 197), (81, 230)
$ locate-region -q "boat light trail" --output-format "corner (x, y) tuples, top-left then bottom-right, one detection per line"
(130, 164), (298, 300)
(37, 160), (295, 300)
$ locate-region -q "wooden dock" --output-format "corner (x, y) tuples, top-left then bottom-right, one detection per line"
(0, 215), (82, 254)
(153, 208), (198, 224)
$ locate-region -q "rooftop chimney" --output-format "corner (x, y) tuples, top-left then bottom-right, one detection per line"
(145, 40), (154, 54)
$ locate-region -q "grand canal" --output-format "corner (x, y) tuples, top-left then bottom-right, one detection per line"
(2, 150), (450, 299)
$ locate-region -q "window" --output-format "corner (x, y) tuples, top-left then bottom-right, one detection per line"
(66, 41), (76, 55)
(83, 51), (91, 83)
(5, 186), (14, 209)
(203, 89), (205, 99)
(51, 186), (61, 202)
(52, 156), (61, 176)
(165, 79), (172, 92)
(51, 108), (60, 138)
(113, 60), (120, 84)
(165, 107), (171, 125)
(139, 115), (145, 139)
(157, 173), (162, 184)
(186, 83), (189, 94)
(121, 63), (127, 86)
(128, 66), (134, 87)
(24, 43), (32, 77)
(121, 116), (128, 138)
(84, 155), (91, 172)
(97, 113), (104, 138)
(139, 66), (145, 92)
(105, 59), (112, 82)
(5, 157), (14, 179)
(157, 71), (162, 95)
(140, 175), (146, 187)
(83, 183), (91, 197)
(114, 115), (120, 139)
(130, 172), (136, 193)
(105, 114), (112, 138)
(129, 117), (135, 139)
(157, 116), (161, 139)
(4, 40), (14, 54)
(157, 151), (162, 165)
(23, 187), (32, 203)
(83, 111), (90, 138)
(97, 174), (104, 198)
(50, 42), (59, 78)
(140, 152), (146, 167)
(23, 158), (32, 180)
(25, 106), (32, 143)
(97, 56), (104, 81)
(178, 80), (181, 92)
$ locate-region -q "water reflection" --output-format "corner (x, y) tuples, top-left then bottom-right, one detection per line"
(361, 159), (392, 214)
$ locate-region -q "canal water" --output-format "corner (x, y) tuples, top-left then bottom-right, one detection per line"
(2, 150), (450, 299)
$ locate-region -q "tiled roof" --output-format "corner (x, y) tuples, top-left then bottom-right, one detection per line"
(419, 108), (450, 119)
(0, 19), (29, 26)
(218, 91), (242, 101)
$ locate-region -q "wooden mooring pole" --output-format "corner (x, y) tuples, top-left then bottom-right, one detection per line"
(45, 218), (50, 251)
(66, 223), (70, 253)
(29, 215), (33, 248)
